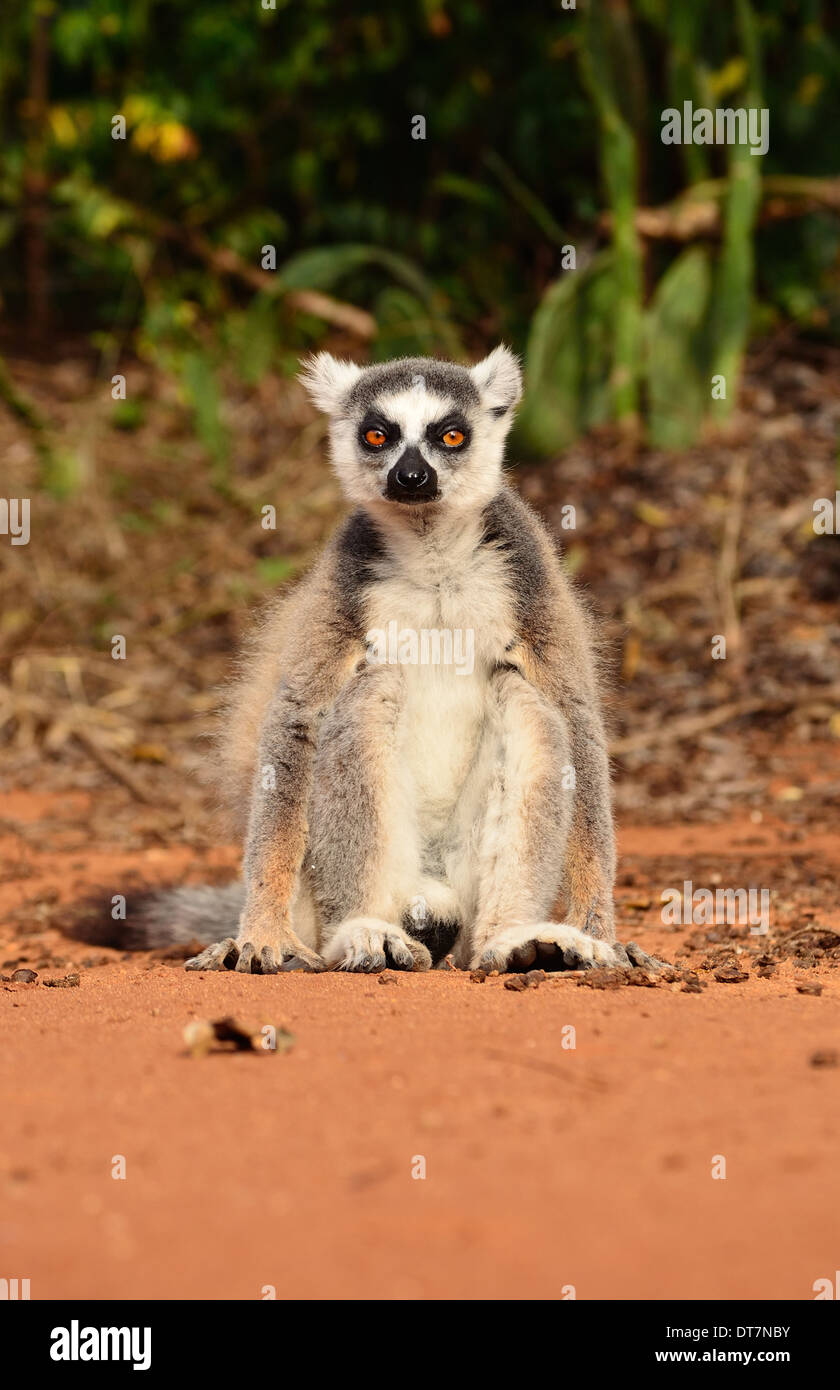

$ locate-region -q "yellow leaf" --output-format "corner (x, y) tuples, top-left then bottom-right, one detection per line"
(633, 500), (670, 528)
(707, 56), (748, 99)
(796, 74), (824, 106)
(49, 106), (77, 147)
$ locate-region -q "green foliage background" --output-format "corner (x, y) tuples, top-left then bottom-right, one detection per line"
(1, 0), (839, 455)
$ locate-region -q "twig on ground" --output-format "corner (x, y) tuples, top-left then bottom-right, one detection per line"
(610, 683), (840, 756)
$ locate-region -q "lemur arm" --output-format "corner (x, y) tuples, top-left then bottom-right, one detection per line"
(187, 663), (355, 973)
(187, 518), (375, 972)
(233, 678), (325, 971)
(559, 689), (616, 940)
(495, 638), (616, 944)
(484, 488), (617, 943)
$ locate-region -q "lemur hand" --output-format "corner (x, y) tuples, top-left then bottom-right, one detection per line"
(185, 910), (325, 974)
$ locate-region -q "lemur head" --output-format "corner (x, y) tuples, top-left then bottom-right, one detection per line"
(298, 347), (522, 514)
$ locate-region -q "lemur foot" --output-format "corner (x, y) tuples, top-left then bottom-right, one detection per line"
(185, 936), (324, 974)
(324, 918), (432, 973)
(473, 922), (618, 974)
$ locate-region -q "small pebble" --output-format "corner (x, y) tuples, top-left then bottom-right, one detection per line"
(714, 966), (749, 984)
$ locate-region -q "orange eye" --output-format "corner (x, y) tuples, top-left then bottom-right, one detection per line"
(364, 428), (387, 447)
(442, 428), (465, 447)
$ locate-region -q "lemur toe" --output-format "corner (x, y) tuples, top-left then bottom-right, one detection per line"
(184, 937), (239, 971)
(235, 942), (256, 973)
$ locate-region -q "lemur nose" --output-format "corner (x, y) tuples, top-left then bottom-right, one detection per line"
(385, 448), (438, 503)
(395, 467), (429, 490)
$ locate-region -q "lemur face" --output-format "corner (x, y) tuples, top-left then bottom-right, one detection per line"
(299, 348), (522, 513)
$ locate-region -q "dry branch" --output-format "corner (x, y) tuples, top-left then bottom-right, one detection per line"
(155, 220), (376, 339)
(602, 175), (840, 242)
(610, 683), (840, 757)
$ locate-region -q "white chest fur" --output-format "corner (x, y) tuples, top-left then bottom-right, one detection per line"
(363, 513), (515, 834)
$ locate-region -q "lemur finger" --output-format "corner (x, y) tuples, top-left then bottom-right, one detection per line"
(385, 935), (416, 971)
(625, 941), (666, 972)
(279, 953), (321, 972)
(611, 941), (633, 968)
(234, 941), (257, 973)
(184, 938), (239, 971)
(341, 948), (387, 973)
(259, 946), (279, 974)
(396, 934), (432, 971)
(560, 945), (594, 971)
(284, 940), (327, 972)
(536, 941), (558, 964)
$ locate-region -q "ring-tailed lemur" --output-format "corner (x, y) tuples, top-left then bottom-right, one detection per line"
(129, 348), (651, 975)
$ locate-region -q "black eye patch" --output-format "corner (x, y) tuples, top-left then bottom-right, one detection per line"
(359, 415), (400, 451)
(426, 415), (471, 449)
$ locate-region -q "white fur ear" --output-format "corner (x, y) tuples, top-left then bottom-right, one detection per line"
(298, 353), (362, 414)
(470, 345), (522, 413)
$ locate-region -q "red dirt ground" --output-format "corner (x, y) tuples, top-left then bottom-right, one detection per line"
(1, 790), (839, 1301)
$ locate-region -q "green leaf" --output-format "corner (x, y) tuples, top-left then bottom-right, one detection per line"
(645, 246), (712, 449)
(514, 251), (615, 458)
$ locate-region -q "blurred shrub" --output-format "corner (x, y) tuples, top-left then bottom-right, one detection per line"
(1, 0), (839, 455)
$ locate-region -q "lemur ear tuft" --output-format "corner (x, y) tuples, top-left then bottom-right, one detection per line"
(470, 345), (523, 414)
(298, 353), (362, 414)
